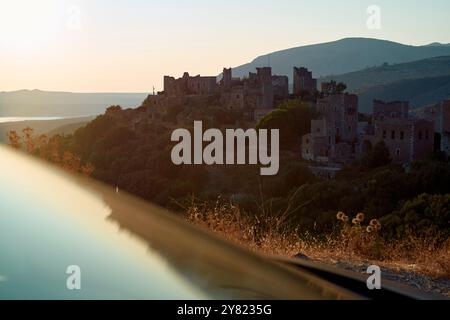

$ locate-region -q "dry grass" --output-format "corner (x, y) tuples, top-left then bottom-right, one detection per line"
(184, 198), (450, 280)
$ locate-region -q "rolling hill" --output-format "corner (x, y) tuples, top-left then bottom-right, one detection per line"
(317, 56), (450, 112)
(229, 38), (450, 81)
(357, 75), (450, 113)
(320, 56), (450, 92)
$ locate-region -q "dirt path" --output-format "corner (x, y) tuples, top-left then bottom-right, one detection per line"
(318, 259), (450, 298)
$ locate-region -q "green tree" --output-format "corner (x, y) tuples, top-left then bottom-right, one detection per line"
(256, 99), (317, 150)
(360, 141), (391, 169)
(106, 105), (123, 113)
(382, 193), (450, 238)
(322, 80), (347, 95)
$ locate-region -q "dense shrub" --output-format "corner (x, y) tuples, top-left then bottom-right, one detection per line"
(382, 193), (450, 238)
(257, 99), (317, 150)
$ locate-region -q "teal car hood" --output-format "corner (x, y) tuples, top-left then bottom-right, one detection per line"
(0, 146), (357, 300)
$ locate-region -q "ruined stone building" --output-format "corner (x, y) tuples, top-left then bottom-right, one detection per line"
(163, 72), (217, 96)
(302, 96), (436, 166)
(413, 100), (450, 156)
(143, 65), (445, 168)
(372, 99), (409, 120)
(272, 75), (289, 100)
(220, 67), (246, 88)
(293, 67), (317, 95)
(145, 66), (289, 122)
(302, 93), (359, 164)
(360, 100), (434, 164)
(244, 67), (274, 109)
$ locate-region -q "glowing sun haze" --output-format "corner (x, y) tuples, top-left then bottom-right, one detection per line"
(1, 0), (449, 92)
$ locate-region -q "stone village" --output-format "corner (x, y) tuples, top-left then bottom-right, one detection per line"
(133, 65), (450, 178)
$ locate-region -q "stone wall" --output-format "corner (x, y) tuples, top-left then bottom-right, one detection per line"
(414, 100), (450, 155)
(373, 100), (409, 121)
(293, 67), (317, 95)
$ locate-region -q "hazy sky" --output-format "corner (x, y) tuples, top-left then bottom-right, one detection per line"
(1, 0), (449, 92)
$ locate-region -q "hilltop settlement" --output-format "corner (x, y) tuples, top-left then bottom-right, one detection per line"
(130, 66), (450, 178)
(9, 63), (450, 243)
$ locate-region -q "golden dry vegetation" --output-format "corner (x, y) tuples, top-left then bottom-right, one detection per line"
(185, 198), (450, 280)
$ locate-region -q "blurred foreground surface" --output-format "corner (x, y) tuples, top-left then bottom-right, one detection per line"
(0, 146), (358, 300)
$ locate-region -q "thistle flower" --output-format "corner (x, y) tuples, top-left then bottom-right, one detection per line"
(366, 226), (374, 233)
(336, 211), (345, 220)
(352, 218), (359, 225)
(370, 219), (381, 230)
(356, 212), (365, 222)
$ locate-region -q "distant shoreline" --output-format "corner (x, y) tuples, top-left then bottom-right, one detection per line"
(0, 116), (95, 143)
(0, 91), (147, 119)
(0, 116), (94, 124)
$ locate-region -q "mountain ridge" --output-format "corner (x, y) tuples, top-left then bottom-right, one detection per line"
(230, 38), (450, 81)
(320, 55), (450, 92)
(358, 74), (450, 112)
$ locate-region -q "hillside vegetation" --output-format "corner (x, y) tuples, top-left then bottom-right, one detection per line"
(320, 56), (450, 92)
(8, 100), (449, 241)
(6, 95), (450, 289)
(358, 75), (450, 112)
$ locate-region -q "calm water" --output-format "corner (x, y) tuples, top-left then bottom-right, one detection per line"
(0, 116), (83, 124)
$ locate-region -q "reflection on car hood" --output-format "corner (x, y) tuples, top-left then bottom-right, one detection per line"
(0, 146), (359, 300)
